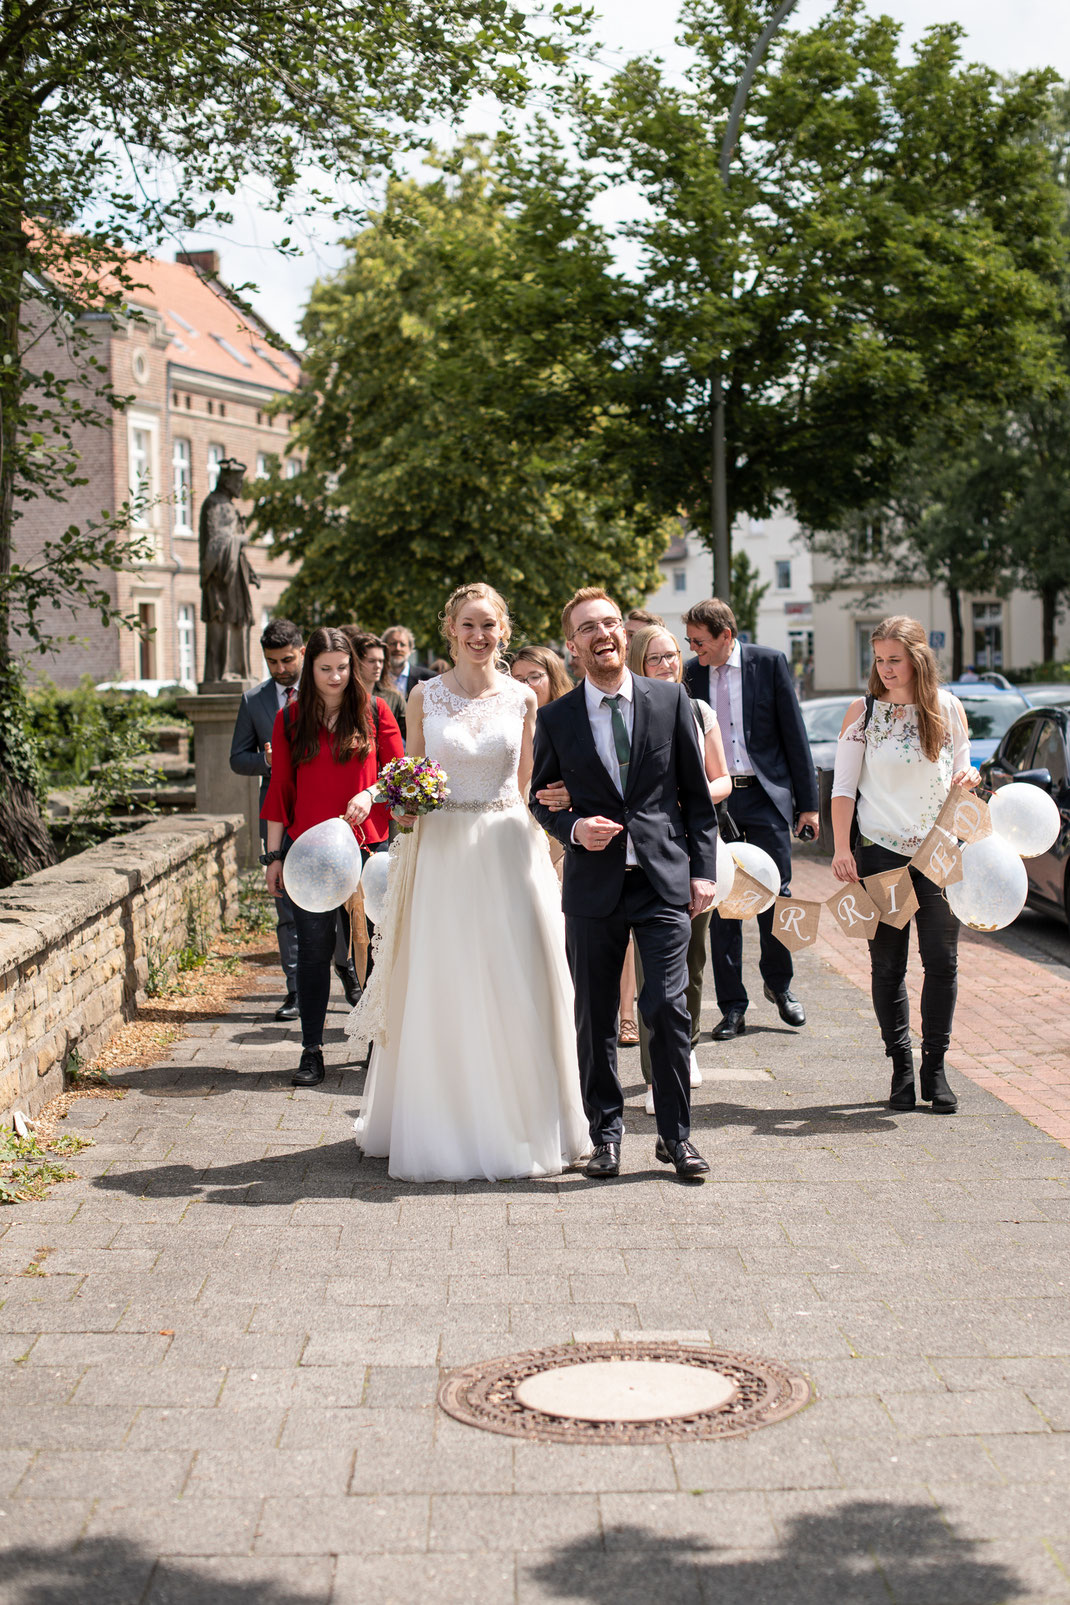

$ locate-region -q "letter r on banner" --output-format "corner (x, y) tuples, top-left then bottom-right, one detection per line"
(772, 897), (821, 951)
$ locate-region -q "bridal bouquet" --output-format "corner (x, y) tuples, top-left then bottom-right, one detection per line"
(375, 757), (450, 831)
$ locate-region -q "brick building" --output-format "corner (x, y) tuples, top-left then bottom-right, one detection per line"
(20, 249), (302, 689)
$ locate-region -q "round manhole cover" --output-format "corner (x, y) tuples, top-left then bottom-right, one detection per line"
(439, 1340), (810, 1444)
(516, 1359), (736, 1422)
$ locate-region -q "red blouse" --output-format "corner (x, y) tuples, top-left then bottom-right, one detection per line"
(261, 699), (403, 845)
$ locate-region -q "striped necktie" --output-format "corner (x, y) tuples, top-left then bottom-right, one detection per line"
(601, 694), (631, 793)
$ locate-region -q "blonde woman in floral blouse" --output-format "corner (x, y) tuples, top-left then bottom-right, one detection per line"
(831, 616), (978, 1114)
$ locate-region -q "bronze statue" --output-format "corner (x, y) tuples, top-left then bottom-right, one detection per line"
(198, 458), (260, 682)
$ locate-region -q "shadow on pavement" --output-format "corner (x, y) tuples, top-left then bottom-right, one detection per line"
(0, 1535), (317, 1605)
(526, 1503), (1024, 1605)
(700, 1099), (903, 1138)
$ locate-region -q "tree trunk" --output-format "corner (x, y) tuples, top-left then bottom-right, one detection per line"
(1041, 583), (1059, 665)
(0, 141), (57, 885)
(947, 583), (964, 679)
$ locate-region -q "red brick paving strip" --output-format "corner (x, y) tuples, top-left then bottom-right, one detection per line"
(791, 859), (1070, 1149)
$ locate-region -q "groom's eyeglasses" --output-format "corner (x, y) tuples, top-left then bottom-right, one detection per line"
(573, 617), (624, 639)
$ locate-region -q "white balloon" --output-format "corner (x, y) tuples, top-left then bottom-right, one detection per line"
(728, 841), (781, 910)
(282, 818), (362, 913)
(710, 835), (737, 908)
(946, 835), (1028, 932)
(360, 851), (393, 925)
(988, 782), (1060, 858)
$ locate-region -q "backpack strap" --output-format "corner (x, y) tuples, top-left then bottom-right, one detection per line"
(862, 693), (876, 733)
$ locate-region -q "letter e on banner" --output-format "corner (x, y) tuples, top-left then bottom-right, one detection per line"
(825, 883), (882, 939)
(910, 825), (964, 887)
(772, 897), (821, 951)
(936, 785), (992, 845)
(863, 867), (919, 930)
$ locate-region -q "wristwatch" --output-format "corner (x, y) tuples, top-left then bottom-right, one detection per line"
(259, 849), (284, 866)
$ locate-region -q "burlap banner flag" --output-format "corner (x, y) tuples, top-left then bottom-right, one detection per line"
(717, 866), (775, 921)
(771, 896), (823, 951)
(825, 882), (882, 939)
(936, 784), (992, 845)
(910, 824), (964, 888)
(863, 866), (919, 930)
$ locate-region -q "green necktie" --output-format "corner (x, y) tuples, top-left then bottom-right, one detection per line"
(601, 694), (631, 793)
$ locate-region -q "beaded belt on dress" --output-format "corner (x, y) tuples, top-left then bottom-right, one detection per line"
(441, 795), (522, 813)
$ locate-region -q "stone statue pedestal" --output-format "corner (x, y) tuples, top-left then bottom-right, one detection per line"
(178, 684), (260, 869)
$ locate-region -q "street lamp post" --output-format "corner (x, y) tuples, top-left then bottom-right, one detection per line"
(711, 0), (799, 600)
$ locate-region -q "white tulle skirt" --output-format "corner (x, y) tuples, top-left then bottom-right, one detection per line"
(346, 802), (590, 1182)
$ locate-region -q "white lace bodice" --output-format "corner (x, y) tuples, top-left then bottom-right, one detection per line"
(421, 673), (528, 807)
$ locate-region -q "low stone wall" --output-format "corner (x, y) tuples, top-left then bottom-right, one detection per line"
(0, 814), (243, 1122)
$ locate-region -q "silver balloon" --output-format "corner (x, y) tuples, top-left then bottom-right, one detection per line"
(988, 782), (1060, 858)
(360, 851), (392, 925)
(946, 835), (1027, 932)
(710, 835), (737, 909)
(282, 818), (362, 913)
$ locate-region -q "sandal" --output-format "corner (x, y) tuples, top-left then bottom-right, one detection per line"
(618, 1018), (640, 1046)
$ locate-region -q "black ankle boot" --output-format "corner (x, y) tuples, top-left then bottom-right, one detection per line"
(887, 1047), (916, 1111)
(920, 1052), (957, 1113)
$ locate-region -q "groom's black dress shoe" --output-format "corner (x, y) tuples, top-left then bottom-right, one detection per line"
(584, 1143), (620, 1179)
(763, 984), (805, 1027)
(655, 1136), (710, 1180)
(712, 1009), (746, 1041)
(291, 1048), (325, 1087)
(335, 965), (361, 1008)
(275, 992), (299, 1021)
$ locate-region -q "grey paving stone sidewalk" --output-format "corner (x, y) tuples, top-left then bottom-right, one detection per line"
(2, 939), (1070, 1604)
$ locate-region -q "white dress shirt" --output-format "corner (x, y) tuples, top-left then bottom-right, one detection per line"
(578, 670), (637, 865)
(712, 639), (754, 776)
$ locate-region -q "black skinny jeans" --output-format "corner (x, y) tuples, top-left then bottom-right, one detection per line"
(855, 841), (959, 1064)
(292, 904), (351, 1050)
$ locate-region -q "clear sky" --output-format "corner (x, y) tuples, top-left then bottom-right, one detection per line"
(185, 2), (1070, 346)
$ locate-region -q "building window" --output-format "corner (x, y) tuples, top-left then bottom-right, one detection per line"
(972, 601), (1003, 670)
(185, 394), (191, 409)
(285, 458), (301, 478)
(219, 403), (226, 417)
(177, 603), (196, 685)
(207, 399), (214, 415)
(672, 568), (687, 593)
(137, 602), (157, 680)
(256, 452), (270, 479)
(775, 560), (792, 591)
(172, 438), (192, 531)
(207, 443), (225, 490)
(127, 416), (159, 538)
(856, 622), (879, 687)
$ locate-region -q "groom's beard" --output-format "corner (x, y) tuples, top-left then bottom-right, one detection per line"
(574, 638), (626, 690)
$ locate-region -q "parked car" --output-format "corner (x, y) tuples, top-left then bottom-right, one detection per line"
(945, 681), (1032, 767)
(1022, 683), (1070, 709)
(979, 705), (1070, 928)
(800, 694), (857, 774)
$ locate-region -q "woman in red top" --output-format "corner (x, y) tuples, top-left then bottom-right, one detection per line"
(262, 626), (403, 1087)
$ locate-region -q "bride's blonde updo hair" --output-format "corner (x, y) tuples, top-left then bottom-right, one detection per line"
(440, 583), (513, 663)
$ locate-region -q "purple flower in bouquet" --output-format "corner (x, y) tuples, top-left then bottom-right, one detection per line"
(375, 757), (450, 831)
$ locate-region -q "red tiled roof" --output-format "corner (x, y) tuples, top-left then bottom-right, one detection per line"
(124, 254), (301, 394)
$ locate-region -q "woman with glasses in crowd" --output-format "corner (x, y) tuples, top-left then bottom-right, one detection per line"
(627, 624), (732, 1112)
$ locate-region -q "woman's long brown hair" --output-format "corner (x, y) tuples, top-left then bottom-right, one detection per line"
(868, 615), (948, 763)
(288, 626), (372, 767)
(511, 644), (572, 701)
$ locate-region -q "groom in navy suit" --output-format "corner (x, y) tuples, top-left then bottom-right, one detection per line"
(681, 598), (818, 1039)
(530, 588), (719, 1180)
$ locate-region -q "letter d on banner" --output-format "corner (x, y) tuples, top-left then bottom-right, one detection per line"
(772, 897), (822, 951)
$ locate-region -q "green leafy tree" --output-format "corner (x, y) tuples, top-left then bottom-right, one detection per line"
(255, 141), (667, 644)
(730, 548), (768, 640)
(0, 1), (588, 882)
(576, 0), (1064, 593)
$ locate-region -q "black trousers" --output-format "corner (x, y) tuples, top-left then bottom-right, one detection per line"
(708, 783), (793, 1012)
(292, 904), (351, 1050)
(855, 841), (960, 1062)
(261, 824), (298, 989)
(566, 866), (692, 1147)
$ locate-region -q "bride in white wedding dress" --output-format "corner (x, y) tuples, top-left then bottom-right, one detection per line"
(345, 583), (590, 1182)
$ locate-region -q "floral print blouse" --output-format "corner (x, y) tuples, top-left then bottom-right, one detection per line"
(831, 691), (970, 855)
